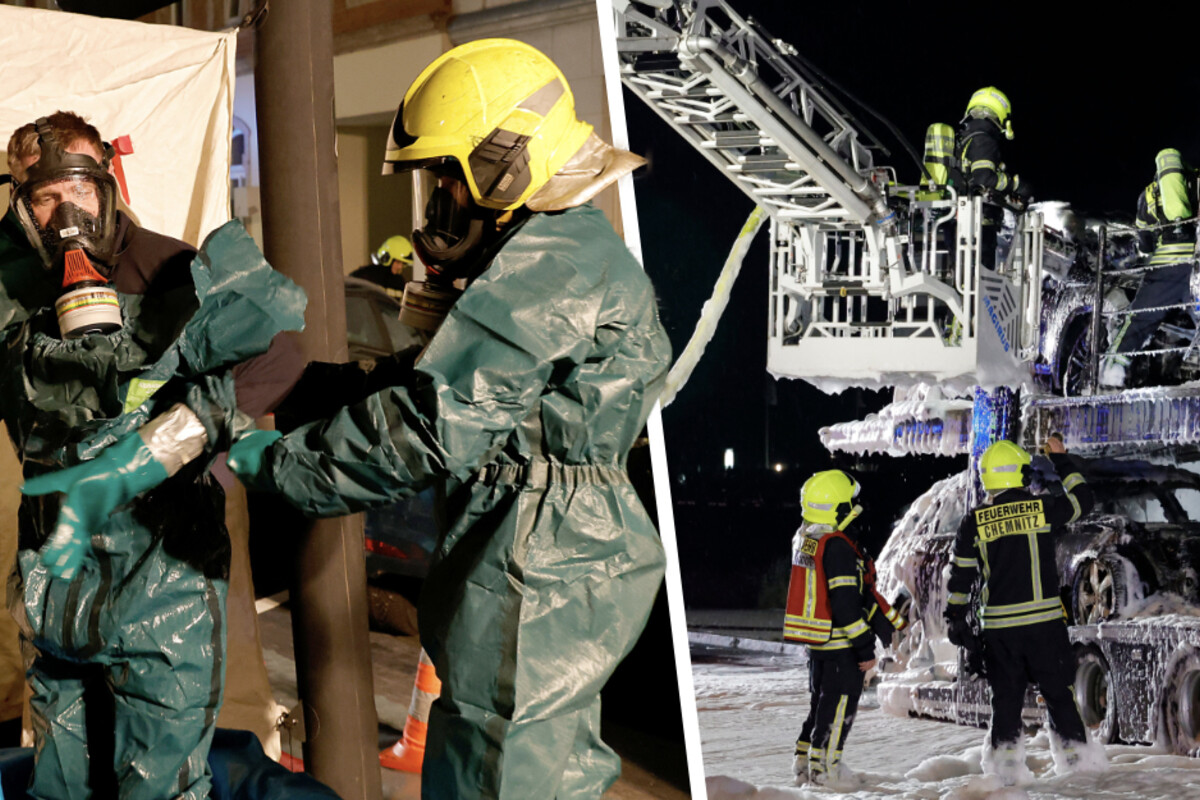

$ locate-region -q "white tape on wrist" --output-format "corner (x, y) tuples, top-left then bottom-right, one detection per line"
(138, 402), (209, 477)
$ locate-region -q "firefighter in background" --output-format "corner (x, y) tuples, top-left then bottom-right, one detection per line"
(784, 470), (906, 786)
(958, 87), (1032, 269)
(944, 438), (1106, 785)
(349, 234), (413, 299)
(1102, 148), (1199, 387)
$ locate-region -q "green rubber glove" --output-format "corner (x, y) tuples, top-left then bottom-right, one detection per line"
(21, 433), (170, 580)
(227, 430), (283, 491)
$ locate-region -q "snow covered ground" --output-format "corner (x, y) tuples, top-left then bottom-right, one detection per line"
(694, 645), (1200, 800)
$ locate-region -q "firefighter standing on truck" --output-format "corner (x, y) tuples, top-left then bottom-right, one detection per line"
(958, 86), (1030, 202)
(957, 86), (1032, 269)
(1102, 148), (1199, 387)
(944, 438), (1106, 785)
(784, 470), (906, 786)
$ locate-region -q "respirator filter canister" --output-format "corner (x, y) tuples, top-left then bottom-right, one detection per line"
(55, 249), (121, 338)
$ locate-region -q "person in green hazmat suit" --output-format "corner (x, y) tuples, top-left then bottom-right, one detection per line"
(37, 42), (671, 800)
(4, 112), (304, 799)
(233, 40), (670, 799)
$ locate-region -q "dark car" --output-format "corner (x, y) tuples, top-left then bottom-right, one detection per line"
(1057, 466), (1200, 625)
(251, 278), (437, 631)
(343, 278), (439, 629)
(344, 276), (420, 361)
(343, 277), (437, 577)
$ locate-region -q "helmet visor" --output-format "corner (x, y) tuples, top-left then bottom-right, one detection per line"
(409, 162), (486, 268)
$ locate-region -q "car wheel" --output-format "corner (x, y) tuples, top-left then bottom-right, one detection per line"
(1074, 645), (1117, 744)
(367, 585), (420, 636)
(1161, 647), (1200, 756)
(1072, 555), (1141, 624)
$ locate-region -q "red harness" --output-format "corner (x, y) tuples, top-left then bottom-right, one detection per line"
(783, 528), (902, 644)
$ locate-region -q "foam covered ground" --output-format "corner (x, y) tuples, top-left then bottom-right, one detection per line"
(696, 656), (1200, 800)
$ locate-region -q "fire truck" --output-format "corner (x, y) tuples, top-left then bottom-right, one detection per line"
(614, 0), (1200, 755)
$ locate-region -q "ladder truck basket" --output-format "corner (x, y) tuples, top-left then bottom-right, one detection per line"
(767, 198), (1044, 391)
(615, 0), (1042, 391)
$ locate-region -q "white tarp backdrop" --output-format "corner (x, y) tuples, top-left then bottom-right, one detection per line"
(0, 5), (236, 245)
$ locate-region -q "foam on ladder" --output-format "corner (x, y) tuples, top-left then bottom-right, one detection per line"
(380, 648), (441, 772)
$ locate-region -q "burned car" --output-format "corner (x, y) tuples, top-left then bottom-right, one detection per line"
(876, 458), (1200, 753)
(1059, 467), (1200, 625)
(1032, 205), (1200, 397)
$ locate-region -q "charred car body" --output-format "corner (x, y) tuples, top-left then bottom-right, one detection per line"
(1032, 212), (1200, 397)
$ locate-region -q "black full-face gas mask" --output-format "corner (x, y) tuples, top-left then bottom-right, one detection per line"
(11, 119), (119, 270)
(8, 119), (122, 337)
(409, 161), (495, 273)
(399, 161), (511, 332)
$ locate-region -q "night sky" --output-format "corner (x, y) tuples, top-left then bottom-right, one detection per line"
(625, 1), (1200, 605)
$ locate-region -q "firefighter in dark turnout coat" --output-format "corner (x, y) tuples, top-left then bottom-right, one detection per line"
(959, 87), (1021, 198)
(786, 470), (905, 785)
(945, 439), (1098, 781)
(958, 87), (1031, 269)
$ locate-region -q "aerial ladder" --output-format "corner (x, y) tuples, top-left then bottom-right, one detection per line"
(615, 0), (1200, 459)
(614, 1), (1200, 749)
(614, 0), (1044, 393)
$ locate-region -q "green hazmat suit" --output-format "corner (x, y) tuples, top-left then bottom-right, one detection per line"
(0, 211), (304, 800)
(257, 203), (671, 800)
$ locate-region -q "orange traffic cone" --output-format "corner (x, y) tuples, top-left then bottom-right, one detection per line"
(380, 648), (442, 772)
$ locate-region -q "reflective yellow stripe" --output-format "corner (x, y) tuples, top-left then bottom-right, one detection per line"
(1149, 242), (1194, 265)
(784, 614), (832, 628)
(828, 576), (857, 589)
(837, 619), (869, 638)
(1062, 472), (1084, 491)
(1067, 490), (1082, 523)
(784, 613), (832, 629)
(952, 555), (978, 568)
(980, 606), (1066, 629)
(784, 613), (832, 643)
(1109, 314), (1134, 353)
(809, 639), (855, 651)
(947, 592), (971, 606)
(1028, 532), (1043, 601)
(785, 620), (831, 630)
(803, 556), (816, 619)
(984, 597), (1063, 616)
(824, 695), (850, 776)
(979, 541), (991, 607)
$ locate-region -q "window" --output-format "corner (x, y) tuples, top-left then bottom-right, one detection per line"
(230, 117), (250, 188)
